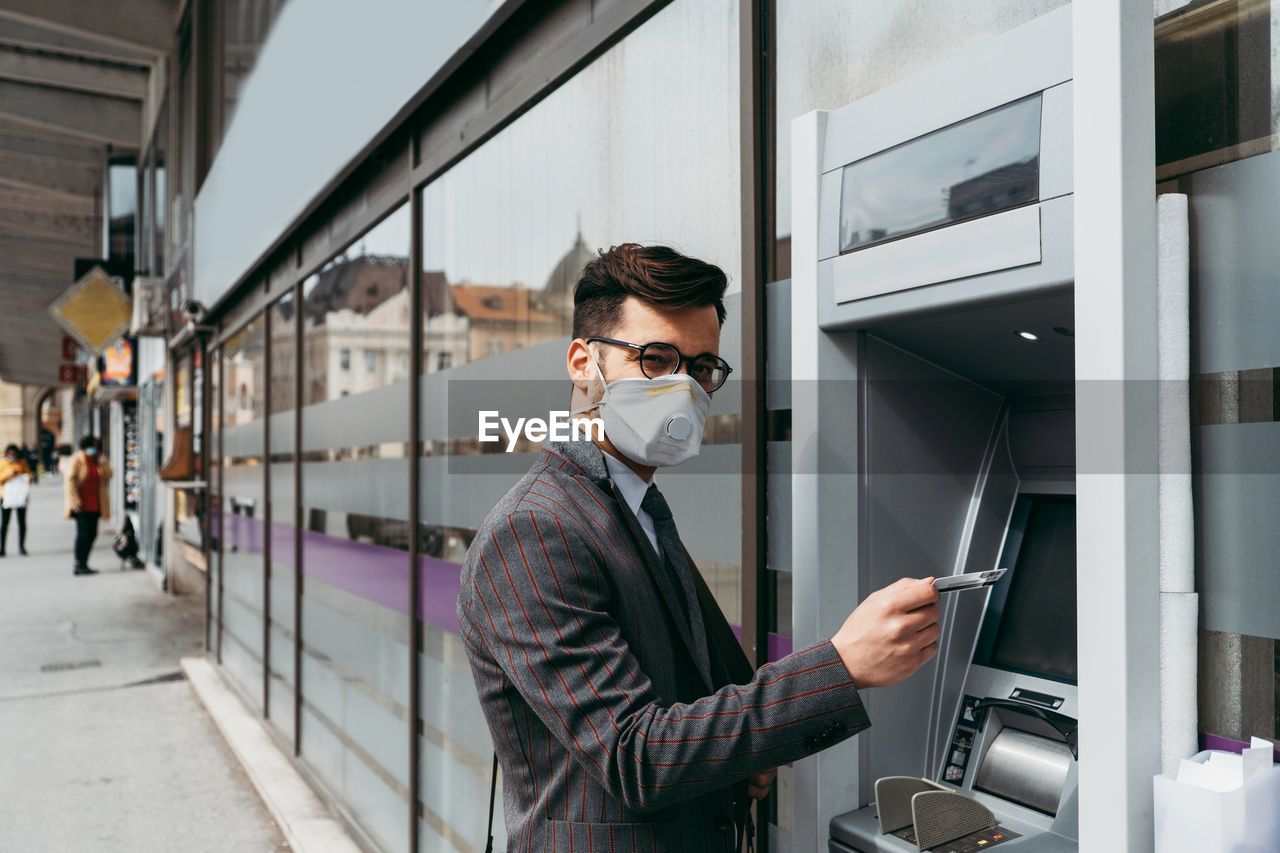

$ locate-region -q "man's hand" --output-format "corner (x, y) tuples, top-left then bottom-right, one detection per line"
(747, 768), (777, 800)
(832, 577), (941, 688)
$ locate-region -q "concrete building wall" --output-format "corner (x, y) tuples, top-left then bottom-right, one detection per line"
(0, 380), (25, 451)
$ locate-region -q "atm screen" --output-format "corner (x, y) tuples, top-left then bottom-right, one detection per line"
(975, 495), (1077, 683)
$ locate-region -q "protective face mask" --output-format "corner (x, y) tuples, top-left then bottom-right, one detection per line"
(571, 351), (711, 468)
(84, 447), (98, 457)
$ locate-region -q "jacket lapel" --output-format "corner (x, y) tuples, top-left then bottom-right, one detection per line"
(544, 440), (720, 692)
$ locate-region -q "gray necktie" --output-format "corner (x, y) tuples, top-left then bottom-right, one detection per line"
(641, 484), (710, 679)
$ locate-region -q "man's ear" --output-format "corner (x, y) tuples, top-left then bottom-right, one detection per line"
(566, 338), (597, 394)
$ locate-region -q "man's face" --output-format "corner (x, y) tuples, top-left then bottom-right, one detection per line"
(582, 295), (722, 392)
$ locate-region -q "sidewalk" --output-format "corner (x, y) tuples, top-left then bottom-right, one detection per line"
(0, 477), (289, 852)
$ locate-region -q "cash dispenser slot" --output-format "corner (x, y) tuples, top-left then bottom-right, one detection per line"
(975, 729), (1073, 818)
(970, 699), (1078, 759)
(961, 698), (1077, 819)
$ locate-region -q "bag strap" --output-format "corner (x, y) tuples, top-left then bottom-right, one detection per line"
(485, 752), (498, 853)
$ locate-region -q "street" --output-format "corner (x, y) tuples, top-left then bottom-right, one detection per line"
(0, 477), (288, 852)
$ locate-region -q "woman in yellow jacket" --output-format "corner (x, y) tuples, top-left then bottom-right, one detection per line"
(63, 435), (112, 575)
(0, 444), (32, 556)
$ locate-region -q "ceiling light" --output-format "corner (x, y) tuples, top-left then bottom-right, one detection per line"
(1016, 330), (1039, 341)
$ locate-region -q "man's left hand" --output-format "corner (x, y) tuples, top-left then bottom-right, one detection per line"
(747, 768), (777, 800)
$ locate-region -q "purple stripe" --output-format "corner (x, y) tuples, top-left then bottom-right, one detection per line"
(219, 512), (293, 566)
(728, 627), (795, 663)
(418, 554), (464, 632)
(1200, 732), (1280, 764)
(270, 521), (294, 567)
(221, 513), (459, 628)
(767, 632), (793, 662)
(300, 528), (410, 614)
(221, 511), (265, 555)
(225, 513), (799, 661)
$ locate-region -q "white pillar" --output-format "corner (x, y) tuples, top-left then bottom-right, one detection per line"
(790, 106), (869, 853)
(1073, 1), (1162, 849)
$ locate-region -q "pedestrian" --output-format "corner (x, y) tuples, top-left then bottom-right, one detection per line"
(63, 435), (113, 575)
(458, 244), (940, 851)
(23, 444), (40, 485)
(0, 444), (33, 556)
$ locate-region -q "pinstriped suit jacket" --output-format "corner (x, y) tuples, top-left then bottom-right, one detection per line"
(458, 440), (870, 852)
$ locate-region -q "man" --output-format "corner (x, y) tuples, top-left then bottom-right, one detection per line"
(0, 444), (33, 556)
(63, 435), (112, 575)
(458, 244), (940, 852)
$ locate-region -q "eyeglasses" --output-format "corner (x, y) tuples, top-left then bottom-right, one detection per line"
(587, 337), (733, 392)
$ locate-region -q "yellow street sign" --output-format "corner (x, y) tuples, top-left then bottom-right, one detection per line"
(48, 266), (133, 355)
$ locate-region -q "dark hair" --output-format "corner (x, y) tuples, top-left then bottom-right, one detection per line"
(4, 444), (17, 455)
(79, 435), (97, 451)
(572, 244), (728, 340)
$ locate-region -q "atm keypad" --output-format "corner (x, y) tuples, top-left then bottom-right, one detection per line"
(891, 825), (1020, 852)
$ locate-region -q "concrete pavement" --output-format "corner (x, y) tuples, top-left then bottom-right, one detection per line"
(0, 476), (289, 852)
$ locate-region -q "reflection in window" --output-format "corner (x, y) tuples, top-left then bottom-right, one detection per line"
(304, 224), (411, 408)
(145, 99), (168, 275)
(839, 95), (1042, 253)
(209, 347), (221, 629)
(107, 160), (137, 270)
(267, 290), (297, 741)
(174, 349), (206, 549)
(1155, 0), (1275, 175)
(414, 2), (742, 849)
(298, 204), (411, 852)
(219, 314), (267, 710)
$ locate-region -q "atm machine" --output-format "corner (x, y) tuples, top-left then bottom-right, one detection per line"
(789, 8), (1082, 852)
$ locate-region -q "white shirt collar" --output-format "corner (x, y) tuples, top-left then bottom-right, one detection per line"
(602, 451), (652, 518)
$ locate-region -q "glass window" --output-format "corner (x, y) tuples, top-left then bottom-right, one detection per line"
(339, 347), (350, 371)
(220, 315), (267, 710)
(223, 0), (290, 132)
(300, 204), (411, 853)
(416, 1), (742, 848)
(154, 101), (167, 275)
(268, 290), (297, 743)
(209, 349), (222, 647)
(174, 349), (205, 549)
(1154, 0), (1280, 754)
(107, 159), (137, 269)
(365, 349), (377, 374)
(173, 38), (195, 260)
(771, 0), (1067, 279)
(139, 154), (155, 275)
(1155, 0), (1276, 177)
(839, 95), (1041, 253)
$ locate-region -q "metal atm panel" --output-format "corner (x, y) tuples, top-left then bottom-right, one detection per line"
(814, 6), (1073, 331)
(790, 7), (1081, 853)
